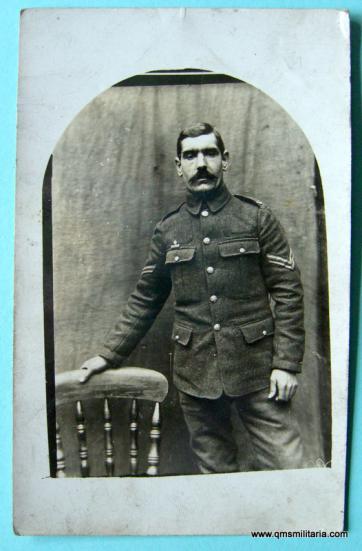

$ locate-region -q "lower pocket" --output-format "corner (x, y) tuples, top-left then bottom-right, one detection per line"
(239, 317), (274, 343)
(172, 324), (193, 347)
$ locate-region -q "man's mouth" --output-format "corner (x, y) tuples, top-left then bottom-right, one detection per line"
(191, 172), (216, 184)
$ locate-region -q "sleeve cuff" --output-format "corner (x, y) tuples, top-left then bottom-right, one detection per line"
(98, 348), (127, 368)
(272, 358), (302, 373)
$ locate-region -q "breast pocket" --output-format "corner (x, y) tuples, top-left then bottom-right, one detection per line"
(218, 238), (265, 298)
(165, 247), (197, 302)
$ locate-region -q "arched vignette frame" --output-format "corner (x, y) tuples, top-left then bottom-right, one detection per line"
(43, 69), (331, 478)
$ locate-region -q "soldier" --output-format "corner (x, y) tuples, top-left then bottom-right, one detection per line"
(80, 122), (305, 473)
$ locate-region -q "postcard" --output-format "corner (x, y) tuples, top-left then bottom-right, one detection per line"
(14, 8), (350, 535)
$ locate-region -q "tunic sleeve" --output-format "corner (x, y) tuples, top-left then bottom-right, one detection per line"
(258, 206), (305, 373)
(98, 222), (172, 366)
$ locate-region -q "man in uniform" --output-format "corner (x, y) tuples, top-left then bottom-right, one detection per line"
(80, 122), (305, 473)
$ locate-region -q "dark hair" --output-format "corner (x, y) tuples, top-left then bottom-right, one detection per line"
(176, 122), (225, 158)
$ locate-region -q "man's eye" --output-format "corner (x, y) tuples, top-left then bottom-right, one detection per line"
(183, 152), (196, 160)
(205, 149), (218, 157)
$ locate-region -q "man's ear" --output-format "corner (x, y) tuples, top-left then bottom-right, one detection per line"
(222, 150), (230, 172)
(175, 156), (183, 177)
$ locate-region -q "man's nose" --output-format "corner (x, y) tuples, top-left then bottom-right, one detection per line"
(196, 152), (206, 168)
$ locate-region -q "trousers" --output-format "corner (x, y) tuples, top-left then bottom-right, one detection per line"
(178, 388), (305, 473)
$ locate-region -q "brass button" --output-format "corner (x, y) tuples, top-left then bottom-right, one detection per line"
(203, 237), (211, 245)
(206, 266), (214, 274)
(175, 255), (180, 262)
(175, 335), (180, 340)
(201, 210), (209, 217)
(214, 323), (221, 331)
(262, 330), (267, 336)
(210, 295), (218, 303)
(240, 247), (246, 253)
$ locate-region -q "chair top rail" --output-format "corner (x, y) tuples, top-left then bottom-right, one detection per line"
(55, 367), (168, 406)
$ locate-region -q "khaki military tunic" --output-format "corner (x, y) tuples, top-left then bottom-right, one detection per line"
(100, 182), (304, 399)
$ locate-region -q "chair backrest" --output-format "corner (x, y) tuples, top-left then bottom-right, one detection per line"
(55, 367), (168, 477)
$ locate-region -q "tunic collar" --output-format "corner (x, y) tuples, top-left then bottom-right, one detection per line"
(185, 181), (232, 215)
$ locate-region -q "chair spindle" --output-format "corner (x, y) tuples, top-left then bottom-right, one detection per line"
(55, 421), (66, 477)
(75, 400), (89, 477)
(104, 398), (115, 476)
(146, 402), (161, 476)
(129, 399), (139, 475)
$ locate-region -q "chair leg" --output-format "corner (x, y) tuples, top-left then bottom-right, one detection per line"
(146, 402), (161, 476)
(55, 421), (66, 477)
(76, 401), (89, 477)
(129, 399), (139, 475)
(104, 398), (115, 476)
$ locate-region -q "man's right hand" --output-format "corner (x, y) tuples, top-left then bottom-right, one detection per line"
(79, 355), (109, 383)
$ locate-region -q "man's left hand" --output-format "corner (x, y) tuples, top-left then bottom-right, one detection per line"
(268, 369), (298, 402)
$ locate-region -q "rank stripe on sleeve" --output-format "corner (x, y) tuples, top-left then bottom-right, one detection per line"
(266, 251), (295, 270)
(141, 264), (156, 274)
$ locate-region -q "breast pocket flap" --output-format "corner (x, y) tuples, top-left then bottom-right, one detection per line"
(240, 317), (274, 343)
(219, 239), (260, 258)
(165, 247), (195, 264)
(172, 324), (193, 346)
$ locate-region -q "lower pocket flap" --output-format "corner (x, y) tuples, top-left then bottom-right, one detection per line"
(166, 248), (195, 264)
(240, 317), (274, 343)
(172, 324), (193, 346)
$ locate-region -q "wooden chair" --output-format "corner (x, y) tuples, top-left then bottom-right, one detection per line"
(55, 367), (168, 477)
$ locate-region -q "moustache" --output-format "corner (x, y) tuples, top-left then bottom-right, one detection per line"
(190, 170), (217, 184)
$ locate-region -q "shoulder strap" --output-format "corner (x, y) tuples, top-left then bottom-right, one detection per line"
(234, 194), (264, 207)
(161, 201), (185, 221)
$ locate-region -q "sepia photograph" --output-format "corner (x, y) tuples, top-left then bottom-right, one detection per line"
(13, 8), (350, 535)
(47, 70), (331, 478)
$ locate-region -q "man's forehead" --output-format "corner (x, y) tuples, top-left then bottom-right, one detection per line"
(181, 133), (219, 152)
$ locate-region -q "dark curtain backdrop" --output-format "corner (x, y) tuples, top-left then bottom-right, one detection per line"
(51, 77), (331, 476)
